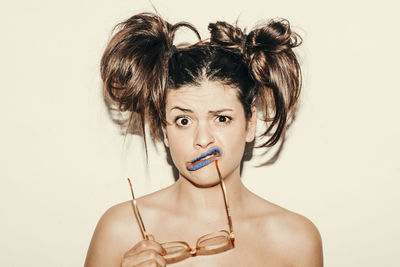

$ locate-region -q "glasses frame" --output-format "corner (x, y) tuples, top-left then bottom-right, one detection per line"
(127, 160), (235, 263)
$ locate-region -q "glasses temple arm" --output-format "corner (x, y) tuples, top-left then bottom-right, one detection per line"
(215, 161), (234, 237)
(127, 178), (149, 240)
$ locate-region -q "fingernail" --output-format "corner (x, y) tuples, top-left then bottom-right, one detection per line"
(163, 248), (167, 255)
(148, 234), (155, 241)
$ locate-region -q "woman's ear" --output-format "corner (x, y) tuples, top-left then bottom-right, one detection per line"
(162, 126), (169, 147)
(246, 106), (257, 143)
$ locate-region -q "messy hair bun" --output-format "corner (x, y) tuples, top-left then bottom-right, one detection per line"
(101, 13), (200, 141)
(209, 19), (302, 147)
(101, 12), (302, 152)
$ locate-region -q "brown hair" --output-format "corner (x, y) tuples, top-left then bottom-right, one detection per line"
(101, 12), (302, 149)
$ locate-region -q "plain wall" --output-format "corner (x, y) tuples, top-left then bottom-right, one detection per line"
(1, 0), (399, 266)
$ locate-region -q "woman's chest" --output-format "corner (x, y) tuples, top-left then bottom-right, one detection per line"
(167, 233), (289, 267)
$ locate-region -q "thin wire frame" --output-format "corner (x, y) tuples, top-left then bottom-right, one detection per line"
(127, 160), (235, 264)
(127, 178), (149, 240)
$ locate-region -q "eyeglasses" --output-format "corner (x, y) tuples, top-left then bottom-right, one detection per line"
(127, 160), (235, 264)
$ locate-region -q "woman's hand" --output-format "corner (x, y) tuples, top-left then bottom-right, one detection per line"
(121, 236), (167, 267)
(85, 204), (166, 267)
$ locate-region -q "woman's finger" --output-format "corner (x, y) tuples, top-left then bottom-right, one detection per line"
(140, 257), (167, 267)
(121, 239), (166, 267)
(122, 249), (166, 267)
(126, 240), (165, 256)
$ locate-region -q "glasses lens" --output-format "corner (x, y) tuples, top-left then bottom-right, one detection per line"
(196, 231), (233, 255)
(162, 242), (191, 264)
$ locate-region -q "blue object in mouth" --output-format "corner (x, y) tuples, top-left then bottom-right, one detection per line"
(186, 147), (221, 171)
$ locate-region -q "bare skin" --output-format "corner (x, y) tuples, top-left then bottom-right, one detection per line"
(85, 82), (323, 266)
(85, 183), (322, 266)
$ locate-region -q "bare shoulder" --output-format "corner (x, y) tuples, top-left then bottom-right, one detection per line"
(84, 201), (141, 267)
(268, 207), (322, 256)
(84, 187), (172, 267)
(244, 194), (323, 266)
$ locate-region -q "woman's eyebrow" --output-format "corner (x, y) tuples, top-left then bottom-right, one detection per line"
(170, 107), (233, 114)
(170, 106), (193, 113)
(209, 109), (233, 115)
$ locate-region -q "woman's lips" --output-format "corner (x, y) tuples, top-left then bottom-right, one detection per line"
(186, 147), (221, 171)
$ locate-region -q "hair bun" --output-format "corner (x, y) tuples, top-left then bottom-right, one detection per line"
(101, 12), (173, 110)
(243, 19), (302, 147)
(101, 13), (201, 141)
(248, 19), (301, 53)
(208, 21), (245, 50)
(100, 13), (176, 142)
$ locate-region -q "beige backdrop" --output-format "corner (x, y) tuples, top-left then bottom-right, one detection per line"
(1, 0), (399, 266)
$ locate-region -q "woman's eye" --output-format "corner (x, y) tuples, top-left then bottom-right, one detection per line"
(216, 115), (232, 123)
(175, 116), (192, 126)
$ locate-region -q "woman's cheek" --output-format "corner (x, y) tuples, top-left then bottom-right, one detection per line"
(223, 128), (246, 157)
(167, 128), (191, 160)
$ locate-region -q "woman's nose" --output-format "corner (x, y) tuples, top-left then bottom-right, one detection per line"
(194, 122), (215, 149)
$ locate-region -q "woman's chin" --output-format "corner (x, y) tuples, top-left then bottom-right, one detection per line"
(184, 177), (221, 188)
(180, 163), (221, 188)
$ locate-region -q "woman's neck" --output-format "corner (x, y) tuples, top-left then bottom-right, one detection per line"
(169, 169), (248, 221)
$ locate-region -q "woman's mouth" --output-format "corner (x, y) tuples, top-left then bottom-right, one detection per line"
(186, 147), (221, 171)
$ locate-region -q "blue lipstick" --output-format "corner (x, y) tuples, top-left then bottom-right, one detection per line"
(186, 147), (221, 171)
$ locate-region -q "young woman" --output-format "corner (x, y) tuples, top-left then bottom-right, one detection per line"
(85, 13), (323, 267)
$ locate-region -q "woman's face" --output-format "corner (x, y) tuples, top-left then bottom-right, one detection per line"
(163, 81), (256, 187)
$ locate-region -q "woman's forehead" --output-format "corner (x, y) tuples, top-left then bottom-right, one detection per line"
(165, 81), (241, 111)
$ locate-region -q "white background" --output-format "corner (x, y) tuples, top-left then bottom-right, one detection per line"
(1, 0), (399, 266)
